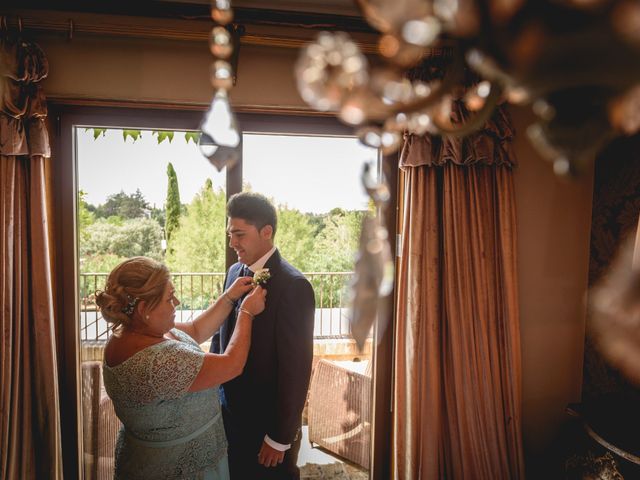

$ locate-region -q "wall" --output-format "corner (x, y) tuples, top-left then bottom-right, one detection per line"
(511, 106), (594, 472)
(39, 32), (307, 110)
(33, 25), (594, 474)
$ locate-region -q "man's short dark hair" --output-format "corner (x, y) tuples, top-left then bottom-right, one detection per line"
(227, 192), (277, 236)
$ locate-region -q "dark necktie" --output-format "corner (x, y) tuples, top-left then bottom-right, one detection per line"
(225, 266), (257, 347)
(242, 265), (254, 279)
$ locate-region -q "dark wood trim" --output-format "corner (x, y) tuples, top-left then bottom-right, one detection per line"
(51, 105), (83, 480)
(234, 7), (373, 33)
(2, 2), (372, 32)
(0, 8), (379, 52)
(47, 97), (341, 117)
(226, 152), (243, 271)
(370, 151), (399, 480)
(47, 103), (356, 135)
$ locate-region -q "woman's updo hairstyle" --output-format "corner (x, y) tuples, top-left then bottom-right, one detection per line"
(95, 256), (170, 334)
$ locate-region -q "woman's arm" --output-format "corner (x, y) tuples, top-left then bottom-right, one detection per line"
(188, 286), (266, 391)
(175, 276), (254, 344)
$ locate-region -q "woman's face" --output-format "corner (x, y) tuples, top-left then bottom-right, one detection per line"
(145, 281), (180, 334)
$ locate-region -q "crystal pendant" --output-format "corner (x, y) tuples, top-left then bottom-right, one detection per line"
(349, 164), (394, 350)
(199, 89), (242, 171)
(211, 0), (233, 25)
(209, 26), (233, 59)
(349, 215), (394, 350)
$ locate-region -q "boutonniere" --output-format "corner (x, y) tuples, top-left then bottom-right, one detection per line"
(253, 268), (271, 286)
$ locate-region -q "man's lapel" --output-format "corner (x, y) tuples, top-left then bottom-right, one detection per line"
(263, 248), (281, 280)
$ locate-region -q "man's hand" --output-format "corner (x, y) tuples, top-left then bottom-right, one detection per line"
(258, 441), (285, 467)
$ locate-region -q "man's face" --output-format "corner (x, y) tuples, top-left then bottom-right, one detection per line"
(227, 217), (273, 266)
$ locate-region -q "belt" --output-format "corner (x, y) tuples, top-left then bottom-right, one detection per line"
(124, 410), (221, 449)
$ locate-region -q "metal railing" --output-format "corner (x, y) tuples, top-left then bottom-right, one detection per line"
(79, 271), (355, 341)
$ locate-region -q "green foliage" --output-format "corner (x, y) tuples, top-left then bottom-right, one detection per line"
(80, 253), (126, 275)
(95, 189), (150, 219)
(185, 132), (200, 144)
(151, 206), (166, 229)
(309, 210), (365, 272)
(153, 131), (175, 144)
(166, 180), (227, 273)
(80, 217), (164, 266)
(275, 207), (316, 271)
(105, 215), (125, 226)
(122, 129), (142, 142)
(165, 162), (182, 244)
(306, 210), (365, 306)
(78, 190), (95, 246)
(87, 128), (201, 145)
(85, 128), (107, 140)
(78, 182), (367, 311)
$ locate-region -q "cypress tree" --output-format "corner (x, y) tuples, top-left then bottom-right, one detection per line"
(165, 162), (181, 245)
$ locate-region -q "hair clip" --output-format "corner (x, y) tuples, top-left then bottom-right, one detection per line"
(122, 295), (139, 316)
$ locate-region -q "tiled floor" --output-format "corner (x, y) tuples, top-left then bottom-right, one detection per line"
(298, 426), (368, 479)
(300, 461), (369, 479)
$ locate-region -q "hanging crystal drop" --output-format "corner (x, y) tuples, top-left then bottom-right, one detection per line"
(211, 0), (233, 25)
(198, 89), (242, 171)
(209, 26), (233, 59)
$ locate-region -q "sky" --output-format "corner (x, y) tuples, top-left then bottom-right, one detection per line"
(77, 128), (378, 214)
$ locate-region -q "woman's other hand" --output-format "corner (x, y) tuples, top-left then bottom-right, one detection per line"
(241, 285), (266, 317)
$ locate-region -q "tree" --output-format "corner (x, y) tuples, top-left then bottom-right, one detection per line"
(275, 207), (317, 272)
(307, 209), (366, 272)
(95, 189), (150, 219)
(80, 217), (164, 273)
(150, 206), (166, 229)
(306, 209), (366, 307)
(78, 190), (95, 246)
(165, 162), (181, 245)
(166, 179), (227, 273)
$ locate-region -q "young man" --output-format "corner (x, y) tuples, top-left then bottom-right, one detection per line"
(211, 192), (315, 480)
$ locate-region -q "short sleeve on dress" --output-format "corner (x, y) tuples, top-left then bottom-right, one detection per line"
(147, 341), (205, 400)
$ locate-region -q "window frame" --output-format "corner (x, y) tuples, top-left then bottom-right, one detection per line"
(52, 105), (394, 479)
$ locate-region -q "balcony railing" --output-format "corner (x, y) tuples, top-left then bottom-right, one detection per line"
(80, 271), (356, 341)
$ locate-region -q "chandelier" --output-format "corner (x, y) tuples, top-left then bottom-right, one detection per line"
(294, 0), (640, 176)
(199, 0), (243, 171)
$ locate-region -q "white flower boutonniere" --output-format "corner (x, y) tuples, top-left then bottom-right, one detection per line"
(253, 268), (271, 286)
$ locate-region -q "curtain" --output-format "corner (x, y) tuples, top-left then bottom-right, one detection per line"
(0, 35), (63, 479)
(393, 100), (525, 479)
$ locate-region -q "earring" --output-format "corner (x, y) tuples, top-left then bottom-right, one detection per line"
(145, 315), (150, 320)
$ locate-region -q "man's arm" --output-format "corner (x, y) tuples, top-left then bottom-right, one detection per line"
(271, 276), (315, 444)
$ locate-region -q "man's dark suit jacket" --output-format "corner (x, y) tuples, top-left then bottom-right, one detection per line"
(210, 249), (315, 474)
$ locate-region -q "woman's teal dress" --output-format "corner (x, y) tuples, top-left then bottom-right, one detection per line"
(103, 328), (229, 480)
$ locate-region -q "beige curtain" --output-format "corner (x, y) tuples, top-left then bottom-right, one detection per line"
(393, 103), (525, 479)
(0, 37), (63, 479)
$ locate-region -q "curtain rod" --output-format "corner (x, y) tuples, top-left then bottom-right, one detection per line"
(0, 11), (381, 52)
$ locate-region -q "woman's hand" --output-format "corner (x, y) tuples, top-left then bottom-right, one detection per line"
(241, 285), (266, 317)
(224, 276), (254, 302)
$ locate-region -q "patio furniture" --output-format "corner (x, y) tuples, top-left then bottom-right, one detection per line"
(307, 359), (372, 469)
(81, 361), (120, 480)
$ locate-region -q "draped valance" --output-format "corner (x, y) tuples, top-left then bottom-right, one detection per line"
(400, 50), (517, 168)
(0, 38), (50, 158)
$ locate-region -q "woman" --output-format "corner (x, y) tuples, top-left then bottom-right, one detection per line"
(95, 256), (265, 480)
